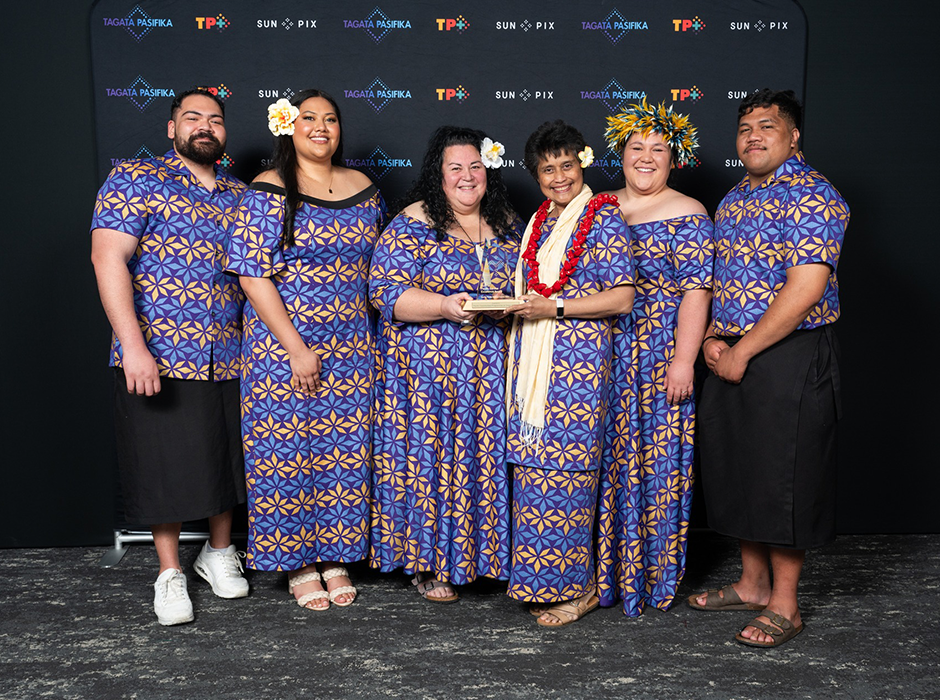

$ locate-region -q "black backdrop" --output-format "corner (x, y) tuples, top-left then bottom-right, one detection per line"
(88, 0), (806, 214)
(2, 1), (938, 547)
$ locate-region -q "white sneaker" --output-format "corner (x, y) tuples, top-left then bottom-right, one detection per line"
(193, 543), (249, 599)
(153, 568), (194, 626)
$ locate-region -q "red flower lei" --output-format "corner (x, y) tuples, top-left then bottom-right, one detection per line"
(523, 193), (619, 297)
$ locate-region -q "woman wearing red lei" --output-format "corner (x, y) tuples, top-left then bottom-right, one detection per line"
(503, 120), (637, 627)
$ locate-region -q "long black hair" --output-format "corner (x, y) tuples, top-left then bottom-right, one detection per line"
(402, 125), (518, 242)
(270, 89), (345, 248)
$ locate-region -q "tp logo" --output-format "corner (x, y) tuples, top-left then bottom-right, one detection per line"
(436, 85), (469, 101)
(203, 84), (233, 101)
(672, 17), (705, 33)
(196, 15), (230, 30)
(436, 16), (469, 32)
(670, 86), (703, 102)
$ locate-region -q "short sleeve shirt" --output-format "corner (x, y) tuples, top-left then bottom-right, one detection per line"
(712, 152), (849, 336)
(91, 150), (246, 380)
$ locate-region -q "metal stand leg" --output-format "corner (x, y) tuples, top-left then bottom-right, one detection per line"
(98, 529), (212, 568)
(98, 529), (130, 568)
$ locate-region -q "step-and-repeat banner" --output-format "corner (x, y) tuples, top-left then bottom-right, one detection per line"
(91, 0), (806, 214)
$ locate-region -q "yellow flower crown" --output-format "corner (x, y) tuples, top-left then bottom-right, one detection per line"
(605, 97), (699, 166)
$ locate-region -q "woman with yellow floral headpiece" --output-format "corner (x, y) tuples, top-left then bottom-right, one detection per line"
(602, 98), (715, 616)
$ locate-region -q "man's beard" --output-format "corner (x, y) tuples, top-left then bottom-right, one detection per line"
(175, 132), (224, 165)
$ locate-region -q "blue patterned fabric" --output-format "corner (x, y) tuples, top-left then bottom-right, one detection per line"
(223, 183), (386, 571)
(507, 466), (600, 603)
(506, 203), (635, 473)
(368, 214), (520, 585)
(506, 202), (635, 605)
(712, 152), (849, 335)
(616, 214), (714, 616)
(91, 150), (246, 380)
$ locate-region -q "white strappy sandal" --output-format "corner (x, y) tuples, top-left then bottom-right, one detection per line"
(321, 566), (357, 607)
(288, 570), (329, 611)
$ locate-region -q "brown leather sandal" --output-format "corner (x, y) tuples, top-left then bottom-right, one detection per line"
(735, 610), (805, 648)
(411, 573), (459, 603)
(536, 592), (599, 628)
(687, 584), (765, 611)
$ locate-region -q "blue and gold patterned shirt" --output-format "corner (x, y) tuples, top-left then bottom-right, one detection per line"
(91, 150), (246, 380)
(712, 152), (849, 336)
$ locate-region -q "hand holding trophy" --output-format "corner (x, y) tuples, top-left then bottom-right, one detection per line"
(462, 239), (522, 311)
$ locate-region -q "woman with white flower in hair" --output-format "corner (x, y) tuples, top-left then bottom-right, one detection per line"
(503, 120), (637, 626)
(225, 89), (385, 610)
(603, 99), (714, 616)
(369, 126), (521, 602)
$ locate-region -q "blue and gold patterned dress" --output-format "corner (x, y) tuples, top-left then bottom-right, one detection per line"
(505, 203), (636, 605)
(224, 182), (385, 571)
(368, 214), (520, 585)
(617, 214), (714, 616)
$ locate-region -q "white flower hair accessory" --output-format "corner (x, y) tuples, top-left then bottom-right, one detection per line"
(267, 98), (299, 137)
(481, 137), (505, 169)
(578, 146), (594, 168)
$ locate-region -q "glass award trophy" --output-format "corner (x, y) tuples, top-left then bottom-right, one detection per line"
(462, 240), (522, 311)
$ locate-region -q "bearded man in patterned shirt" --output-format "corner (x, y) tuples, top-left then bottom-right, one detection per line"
(91, 88), (249, 625)
(689, 89), (849, 648)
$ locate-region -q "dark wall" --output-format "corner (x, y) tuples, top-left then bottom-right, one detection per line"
(799, 3), (940, 532)
(2, 1), (937, 547)
(4, 2), (115, 547)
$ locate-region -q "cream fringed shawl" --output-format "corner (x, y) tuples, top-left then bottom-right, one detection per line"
(507, 184), (594, 447)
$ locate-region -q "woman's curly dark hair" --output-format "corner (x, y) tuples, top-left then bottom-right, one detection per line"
(270, 89), (345, 248)
(523, 120), (586, 180)
(402, 125), (518, 242)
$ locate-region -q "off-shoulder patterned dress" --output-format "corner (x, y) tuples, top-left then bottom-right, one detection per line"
(225, 182), (385, 571)
(617, 214), (713, 616)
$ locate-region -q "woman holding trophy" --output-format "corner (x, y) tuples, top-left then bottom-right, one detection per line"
(504, 120), (636, 626)
(369, 126), (521, 602)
